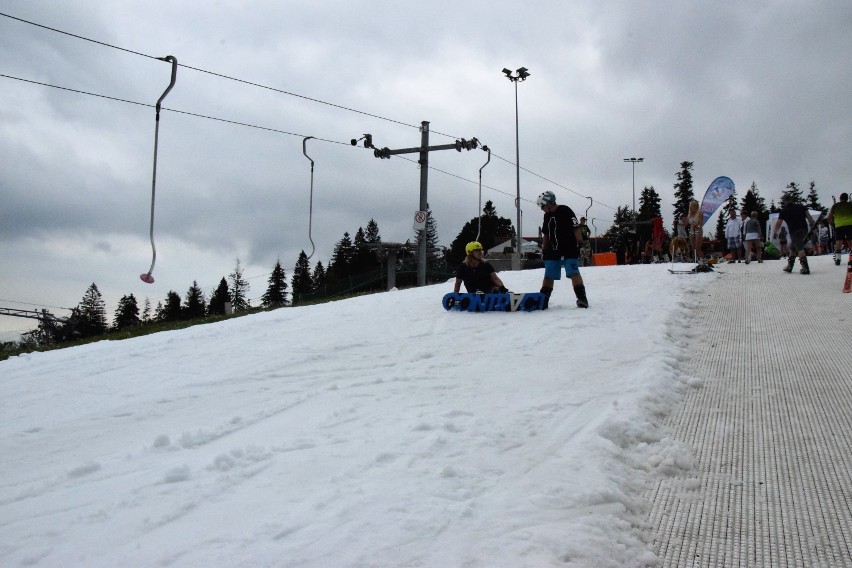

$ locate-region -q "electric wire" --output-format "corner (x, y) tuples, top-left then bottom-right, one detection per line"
(1, 10), (608, 205)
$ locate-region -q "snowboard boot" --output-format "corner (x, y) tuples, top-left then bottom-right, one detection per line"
(573, 284), (589, 309)
(783, 257), (795, 273)
(799, 256), (810, 274)
(540, 286), (553, 309)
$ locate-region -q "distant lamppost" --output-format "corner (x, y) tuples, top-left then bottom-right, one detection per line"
(503, 66), (530, 270)
(623, 157), (644, 233)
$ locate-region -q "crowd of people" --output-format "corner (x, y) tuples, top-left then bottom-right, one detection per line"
(450, 192), (852, 307)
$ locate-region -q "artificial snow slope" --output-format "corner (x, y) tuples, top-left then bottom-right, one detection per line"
(0, 265), (708, 568)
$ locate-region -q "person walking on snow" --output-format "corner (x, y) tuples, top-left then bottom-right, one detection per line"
(453, 241), (509, 294)
(537, 191), (589, 308)
(828, 192), (852, 266)
(724, 209), (743, 263)
(774, 192), (817, 274)
(743, 211), (763, 264)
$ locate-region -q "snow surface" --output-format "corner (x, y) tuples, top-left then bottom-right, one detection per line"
(0, 264), (710, 567)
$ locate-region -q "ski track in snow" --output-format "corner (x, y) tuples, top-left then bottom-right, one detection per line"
(0, 265), (712, 567)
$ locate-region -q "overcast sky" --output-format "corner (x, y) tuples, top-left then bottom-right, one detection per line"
(2, 1), (851, 337)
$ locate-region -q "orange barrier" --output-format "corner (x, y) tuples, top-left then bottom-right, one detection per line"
(592, 252), (617, 266)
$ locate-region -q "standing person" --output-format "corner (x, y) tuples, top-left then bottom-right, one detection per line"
(724, 209), (743, 263)
(578, 217), (592, 267)
(537, 191), (589, 309)
(453, 241), (509, 294)
(686, 200), (704, 262)
(773, 193), (817, 274)
(828, 192), (852, 265)
(650, 215), (665, 262)
(742, 211), (763, 264)
(670, 214), (689, 262)
(738, 209), (749, 260)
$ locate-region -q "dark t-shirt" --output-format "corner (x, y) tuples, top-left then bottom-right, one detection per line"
(542, 205), (580, 260)
(778, 203), (810, 233)
(455, 261), (496, 293)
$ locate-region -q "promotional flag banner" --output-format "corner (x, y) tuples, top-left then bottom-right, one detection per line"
(699, 176), (735, 226)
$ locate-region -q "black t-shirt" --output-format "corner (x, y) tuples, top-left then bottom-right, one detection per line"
(455, 261), (496, 293)
(778, 203), (809, 234)
(542, 205), (580, 260)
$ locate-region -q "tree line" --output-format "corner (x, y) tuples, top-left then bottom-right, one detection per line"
(13, 205), (518, 348)
(602, 161), (831, 262)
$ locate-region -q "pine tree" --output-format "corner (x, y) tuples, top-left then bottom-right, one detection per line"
(805, 181), (826, 213)
(141, 297), (152, 323)
(672, 161), (695, 232)
(290, 251), (313, 305)
(311, 261), (327, 295)
(637, 186), (663, 243)
(228, 259), (251, 313)
(603, 206), (635, 259)
(262, 260), (288, 308)
(208, 277), (230, 315)
(416, 204), (443, 271)
(183, 280), (207, 319)
(448, 200), (515, 264)
(784, 182), (805, 205)
(365, 218), (381, 245)
(157, 291), (182, 322)
(113, 294), (141, 331)
(327, 232), (355, 285)
(741, 182), (769, 228)
(75, 283), (108, 337)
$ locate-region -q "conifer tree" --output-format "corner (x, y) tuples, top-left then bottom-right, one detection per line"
(228, 259), (251, 312)
(637, 186), (663, 243)
(141, 297), (152, 323)
(262, 260), (288, 308)
(805, 181), (826, 213)
(183, 280), (207, 319)
(75, 283), (108, 337)
(603, 206), (635, 257)
(291, 251), (313, 305)
(311, 261), (327, 295)
(208, 278), (230, 315)
(415, 204), (443, 271)
(327, 232), (355, 284)
(672, 161), (695, 232)
(158, 291), (182, 322)
(784, 182), (804, 205)
(113, 294), (141, 331)
(448, 200), (515, 264)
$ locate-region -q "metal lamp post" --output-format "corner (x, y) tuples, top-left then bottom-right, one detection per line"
(503, 66), (530, 270)
(623, 157), (643, 233)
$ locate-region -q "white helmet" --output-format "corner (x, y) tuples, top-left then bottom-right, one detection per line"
(536, 191), (556, 208)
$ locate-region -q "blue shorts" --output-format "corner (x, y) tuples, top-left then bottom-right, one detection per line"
(727, 236), (741, 249)
(544, 258), (581, 280)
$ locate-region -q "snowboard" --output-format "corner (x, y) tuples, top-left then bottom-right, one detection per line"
(844, 253), (852, 293)
(442, 292), (546, 312)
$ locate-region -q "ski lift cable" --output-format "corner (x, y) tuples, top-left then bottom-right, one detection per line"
(302, 136), (316, 260)
(140, 55), (177, 285)
(476, 145), (491, 243)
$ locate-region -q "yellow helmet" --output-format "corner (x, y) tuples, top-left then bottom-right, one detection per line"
(465, 241), (484, 255)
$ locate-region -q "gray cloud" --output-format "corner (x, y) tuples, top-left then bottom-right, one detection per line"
(2, 0), (851, 334)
